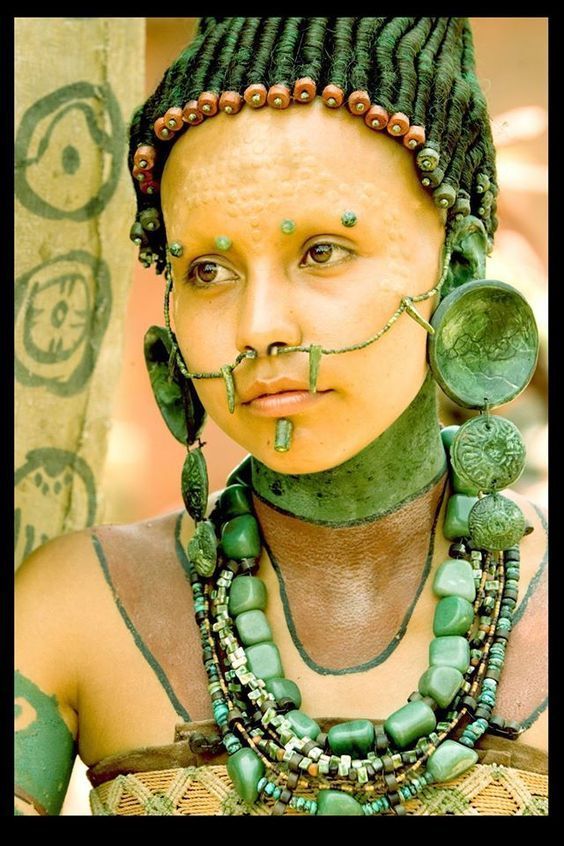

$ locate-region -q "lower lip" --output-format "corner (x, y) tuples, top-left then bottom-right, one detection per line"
(243, 390), (333, 417)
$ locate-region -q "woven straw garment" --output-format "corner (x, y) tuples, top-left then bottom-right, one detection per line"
(87, 719), (548, 816)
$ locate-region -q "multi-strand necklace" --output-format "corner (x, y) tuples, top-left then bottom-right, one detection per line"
(185, 446), (522, 816)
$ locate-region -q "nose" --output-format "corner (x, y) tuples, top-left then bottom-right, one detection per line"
(235, 267), (303, 357)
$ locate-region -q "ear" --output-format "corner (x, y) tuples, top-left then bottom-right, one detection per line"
(441, 215), (489, 299)
(144, 326), (206, 446)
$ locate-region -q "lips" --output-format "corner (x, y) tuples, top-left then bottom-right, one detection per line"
(241, 377), (316, 404)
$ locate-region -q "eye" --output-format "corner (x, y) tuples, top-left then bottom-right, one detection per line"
(184, 260), (238, 288)
(300, 242), (353, 268)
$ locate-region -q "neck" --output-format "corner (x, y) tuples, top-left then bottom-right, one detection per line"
(251, 372), (446, 525)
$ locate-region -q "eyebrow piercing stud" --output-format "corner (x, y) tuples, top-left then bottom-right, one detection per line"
(341, 211), (358, 227)
(280, 219), (296, 235)
(215, 235), (232, 251)
(168, 242), (184, 258)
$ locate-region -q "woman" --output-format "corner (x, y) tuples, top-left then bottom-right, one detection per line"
(15, 17), (548, 816)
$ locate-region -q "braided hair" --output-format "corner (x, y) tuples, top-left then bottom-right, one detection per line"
(128, 17), (497, 274)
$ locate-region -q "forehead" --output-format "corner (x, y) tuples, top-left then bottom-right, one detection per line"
(161, 101), (434, 228)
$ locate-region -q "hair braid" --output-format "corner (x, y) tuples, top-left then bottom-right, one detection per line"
(394, 18), (433, 116)
(297, 17), (330, 85)
(327, 17), (355, 92)
(225, 17), (263, 92)
(412, 17), (448, 135)
(245, 18), (284, 86)
(204, 17), (246, 95)
(349, 18), (383, 92)
(427, 19), (465, 153)
(271, 17), (305, 86)
(186, 18), (231, 98)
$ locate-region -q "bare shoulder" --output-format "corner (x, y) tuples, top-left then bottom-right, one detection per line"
(494, 489), (548, 752)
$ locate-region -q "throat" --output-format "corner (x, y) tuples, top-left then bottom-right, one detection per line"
(251, 372), (447, 525)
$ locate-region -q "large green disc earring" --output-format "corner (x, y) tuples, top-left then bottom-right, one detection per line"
(427, 279), (539, 410)
(428, 279), (539, 551)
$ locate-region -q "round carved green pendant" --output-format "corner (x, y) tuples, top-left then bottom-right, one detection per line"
(468, 494), (526, 550)
(451, 415), (526, 493)
(428, 279), (539, 409)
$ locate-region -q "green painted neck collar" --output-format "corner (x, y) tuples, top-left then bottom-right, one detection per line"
(251, 372), (447, 526)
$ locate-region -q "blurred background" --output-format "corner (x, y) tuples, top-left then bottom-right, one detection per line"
(62, 17), (548, 814)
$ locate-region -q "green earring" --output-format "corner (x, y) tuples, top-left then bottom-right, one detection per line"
(428, 279), (539, 551)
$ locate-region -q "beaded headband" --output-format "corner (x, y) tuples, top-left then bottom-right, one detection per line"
(128, 18), (498, 274)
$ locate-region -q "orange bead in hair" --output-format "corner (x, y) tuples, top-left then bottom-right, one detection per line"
(198, 91), (219, 116)
(387, 112), (410, 137)
(348, 90), (371, 115)
(322, 84), (344, 108)
(153, 116), (175, 141)
(293, 77), (316, 103)
(364, 104), (389, 131)
(403, 125), (426, 150)
(163, 107), (183, 131)
(267, 84), (291, 109)
(219, 91), (243, 115)
(133, 144), (156, 170)
(182, 100), (204, 125)
(244, 83), (268, 108)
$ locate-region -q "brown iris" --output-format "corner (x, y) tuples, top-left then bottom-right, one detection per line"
(309, 243), (333, 263)
(194, 261), (219, 284)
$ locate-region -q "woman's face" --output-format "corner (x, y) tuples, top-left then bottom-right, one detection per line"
(161, 100), (445, 473)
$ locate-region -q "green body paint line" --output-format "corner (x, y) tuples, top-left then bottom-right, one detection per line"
(264, 478), (447, 675)
(251, 372), (447, 525)
(513, 504), (548, 626)
(91, 532), (191, 723)
(14, 670), (76, 816)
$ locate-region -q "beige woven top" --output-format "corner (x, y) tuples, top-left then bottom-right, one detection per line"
(87, 718), (548, 816)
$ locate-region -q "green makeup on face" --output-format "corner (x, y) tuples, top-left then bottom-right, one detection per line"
(215, 235), (232, 251)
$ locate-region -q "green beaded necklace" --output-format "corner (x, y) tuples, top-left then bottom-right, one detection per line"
(186, 426), (523, 816)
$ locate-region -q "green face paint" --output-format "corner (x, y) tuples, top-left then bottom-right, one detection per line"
(280, 219), (296, 235)
(251, 372), (447, 524)
(341, 210), (357, 228)
(215, 235), (232, 251)
(14, 670), (76, 816)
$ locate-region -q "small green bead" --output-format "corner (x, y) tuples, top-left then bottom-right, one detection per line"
(215, 235), (232, 251)
(433, 558), (476, 603)
(433, 596), (474, 637)
(235, 609), (272, 646)
(418, 665), (464, 708)
(316, 790), (364, 816)
(426, 740), (478, 783)
(280, 218), (296, 234)
(429, 636), (470, 674)
(245, 642), (284, 681)
(443, 495), (479, 540)
(286, 710), (321, 740)
(265, 677), (302, 708)
(327, 720), (375, 757)
(340, 210), (357, 227)
(219, 484), (253, 519)
(384, 700), (437, 749)
(226, 747), (265, 804)
(221, 514), (261, 560)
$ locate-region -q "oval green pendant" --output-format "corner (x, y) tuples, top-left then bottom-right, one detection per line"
(451, 415), (526, 492)
(468, 493), (526, 550)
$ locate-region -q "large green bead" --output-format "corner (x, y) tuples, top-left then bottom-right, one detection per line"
(245, 642), (284, 681)
(226, 454), (253, 487)
(265, 677), (302, 709)
(221, 514), (261, 560)
(316, 790), (364, 816)
(235, 609), (272, 646)
(226, 747), (265, 804)
(327, 720), (375, 757)
(418, 665), (464, 708)
(433, 596), (474, 636)
(440, 425), (460, 450)
(429, 636), (470, 673)
(219, 484), (253, 519)
(286, 710), (321, 740)
(443, 495), (479, 540)
(229, 575), (267, 617)
(451, 469), (480, 497)
(384, 700), (437, 749)
(426, 740), (478, 783)
(433, 558), (476, 602)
